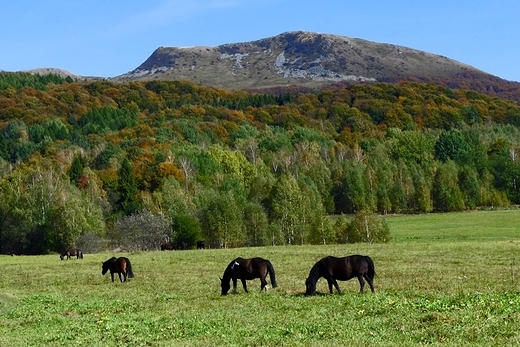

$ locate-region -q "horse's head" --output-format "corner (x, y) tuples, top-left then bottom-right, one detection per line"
(220, 277), (231, 295)
(60, 254), (64, 260)
(304, 278), (316, 296)
(101, 261), (109, 275)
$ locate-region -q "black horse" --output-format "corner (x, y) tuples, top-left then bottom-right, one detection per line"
(196, 240), (205, 249)
(220, 257), (277, 295)
(102, 257), (134, 282)
(305, 255), (375, 296)
(160, 242), (175, 251)
(60, 248), (83, 260)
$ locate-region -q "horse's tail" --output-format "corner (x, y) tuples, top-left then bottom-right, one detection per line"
(125, 258), (135, 278)
(365, 256), (376, 279)
(79, 250), (83, 259)
(265, 259), (278, 288)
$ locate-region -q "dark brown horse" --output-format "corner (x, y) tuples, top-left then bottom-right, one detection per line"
(60, 248), (83, 260)
(160, 242), (175, 251)
(102, 257), (134, 282)
(220, 257), (277, 295)
(305, 255), (375, 296)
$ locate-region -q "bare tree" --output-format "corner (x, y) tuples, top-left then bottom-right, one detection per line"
(116, 210), (171, 251)
(178, 156), (196, 190)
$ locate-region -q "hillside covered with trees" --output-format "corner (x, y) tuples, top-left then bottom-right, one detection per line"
(1, 72), (520, 254)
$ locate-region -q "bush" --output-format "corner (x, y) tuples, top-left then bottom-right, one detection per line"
(336, 211), (391, 243)
(172, 214), (202, 249)
(76, 232), (105, 253)
(115, 210), (171, 251)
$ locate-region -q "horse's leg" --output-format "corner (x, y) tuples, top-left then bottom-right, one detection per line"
(260, 277), (268, 291)
(240, 278), (248, 293)
(122, 271), (127, 282)
(111, 272), (115, 282)
(118, 272), (124, 282)
(357, 275), (366, 293)
(232, 278), (238, 294)
(331, 279), (342, 295)
(364, 274), (375, 293)
(327, 279), (334, 294)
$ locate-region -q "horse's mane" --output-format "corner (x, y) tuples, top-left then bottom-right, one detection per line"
(222, 259), (237, 280)
(307, 259), (324, 282)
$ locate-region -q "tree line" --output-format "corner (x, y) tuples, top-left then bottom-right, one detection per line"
(1, 73), (520, 254)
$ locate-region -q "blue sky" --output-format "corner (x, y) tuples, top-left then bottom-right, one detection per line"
(2, 0), (520, 81)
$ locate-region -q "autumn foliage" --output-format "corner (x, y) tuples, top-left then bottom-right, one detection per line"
(1, 72), (520, 254)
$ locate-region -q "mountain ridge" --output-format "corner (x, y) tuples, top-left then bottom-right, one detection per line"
(115, 31), (491, 88)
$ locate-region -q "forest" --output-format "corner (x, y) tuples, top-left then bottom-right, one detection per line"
(1, 72), (520, 254)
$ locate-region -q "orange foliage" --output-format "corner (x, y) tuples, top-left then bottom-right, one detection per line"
(157, 162), (185, 181)
(196, 122), (230, 142)
(103, 88), (122, 100)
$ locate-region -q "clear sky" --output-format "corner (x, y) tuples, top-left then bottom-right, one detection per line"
(2, 0), (520, 81)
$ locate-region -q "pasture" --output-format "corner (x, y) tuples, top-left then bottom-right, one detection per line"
(1, 210), (520, 346)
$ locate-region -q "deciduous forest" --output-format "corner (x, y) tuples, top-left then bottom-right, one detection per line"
(1, 72), (520, 254)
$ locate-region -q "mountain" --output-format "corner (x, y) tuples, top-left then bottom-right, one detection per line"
(114, 31), (519, 100)
(23, 68), (79, 79)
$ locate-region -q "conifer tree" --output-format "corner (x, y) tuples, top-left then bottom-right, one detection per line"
(117, 158), (139, 215)
(68, 155), (84, 186)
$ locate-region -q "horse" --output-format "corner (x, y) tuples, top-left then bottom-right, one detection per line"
(101, 257), (134, 282)
(305, 255), (375, 296)
(196, 240), (205, 249)
(220, 257), (277, 295)
(160, 242), (175, 251)
(60, 248), (83, 260)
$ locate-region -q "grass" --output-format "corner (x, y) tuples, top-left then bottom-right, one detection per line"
(1, 210), (520, 346)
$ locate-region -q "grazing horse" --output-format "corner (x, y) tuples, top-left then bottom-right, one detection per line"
(220, 257), (277, 295)
(160, 242), (175, 251)
(60, 248), (83, 260)
(196, 240), (205, 249)
(102, 257), (134, 282)
(305, 255), (375, 296)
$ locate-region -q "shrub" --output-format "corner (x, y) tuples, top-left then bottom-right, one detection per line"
(336, 211), (391, 243)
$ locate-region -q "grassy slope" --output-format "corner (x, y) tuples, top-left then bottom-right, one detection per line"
(1, 210), (520, 346)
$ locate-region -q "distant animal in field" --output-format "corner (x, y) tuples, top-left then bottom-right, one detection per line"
(305, 255), (375, 296)
(220, 257), (277, 295)
(196, 240), (205, 249)
(160, 242), (175, 251)
(60, 248), (83, 260)
(102, 257), (134, 282)
(180, 241), (188, 250)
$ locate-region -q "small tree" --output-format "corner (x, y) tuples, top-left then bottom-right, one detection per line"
(243, 202), (269, 247)
(68, 155), (84, 186)
(117, 157), (140, 215)
(116, 210), (170, 251)
(432, 161), (465, 212)
(172, 214), (202, 249)
(308, 213), (335, 245)
(336, 211), (391, 244)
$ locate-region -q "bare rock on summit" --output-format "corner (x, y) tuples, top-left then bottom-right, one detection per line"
(115, 31), (487, 90)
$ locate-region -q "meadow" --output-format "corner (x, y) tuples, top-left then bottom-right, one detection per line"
(1, 210), (520, 346)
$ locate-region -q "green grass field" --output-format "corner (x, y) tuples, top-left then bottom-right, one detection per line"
(1, 210), (520, 346)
